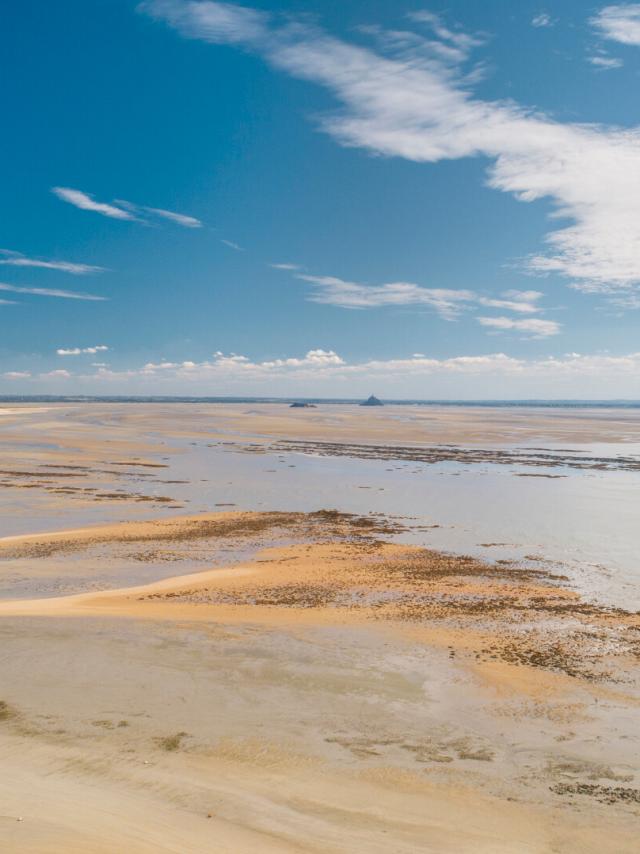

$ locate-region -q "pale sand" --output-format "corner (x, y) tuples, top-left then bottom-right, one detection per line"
(0, 513), (638, 852)
(2, 403), (640, 851)
(2, 731), (615, 854)
(3, 401), (640, 459)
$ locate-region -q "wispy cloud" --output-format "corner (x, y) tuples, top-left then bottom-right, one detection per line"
(297, 273), (546, 322)
(57, 345), (109, 356)
(114, 199), (203, 227)
(143, 206), (202, 227)
(298, 274), (475, 320)
(477, 316), (560, 338)
(0, 283), (106, 301)
(0, 249), (105, 275)
(41, 369), (71, 379)
(141, 1), (640, 297)
(591, 4), (640, 45)
(588, 52), (623, 69)
(477, 291), (543, 313)
(406, 10), (486, 62)
(531, 12), (554, 28)
(139, 0), (269, 43)
(52, 187), (136, 220)
(270, 262), (300, 271)
(220, 238), (244, 251)
(607, 292), (640, 309)
(2, 371), (31, 379)
(52, 187), (202, 228)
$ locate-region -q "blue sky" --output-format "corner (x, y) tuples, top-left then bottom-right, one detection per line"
(2, 0), (640, 397)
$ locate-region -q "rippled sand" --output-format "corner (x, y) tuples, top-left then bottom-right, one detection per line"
(1, 404), (639, 851)
(0, 511), (638, 852)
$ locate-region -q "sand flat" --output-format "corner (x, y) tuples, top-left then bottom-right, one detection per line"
(0, 510), (639, 852)
(1, 404), (640, 851)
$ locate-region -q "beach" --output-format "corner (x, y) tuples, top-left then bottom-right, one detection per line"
(0, 402), (639, 852)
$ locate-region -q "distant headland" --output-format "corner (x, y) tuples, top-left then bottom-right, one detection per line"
(360, 395), (383, 407)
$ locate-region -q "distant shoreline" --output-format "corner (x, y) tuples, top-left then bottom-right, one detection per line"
(2, 395), (640, 409)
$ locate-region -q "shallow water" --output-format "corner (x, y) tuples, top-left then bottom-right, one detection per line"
(156, 439), (640, 609)
(1, 404), (639, 609)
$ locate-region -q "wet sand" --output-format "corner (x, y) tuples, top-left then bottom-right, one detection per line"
(1, 404), (639, 851)
(2, 401), (640, 603)
(3, 402), (640, 523)
(0, 511), (639, 852)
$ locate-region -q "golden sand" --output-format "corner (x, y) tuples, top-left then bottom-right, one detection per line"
(1, 403), (639, 852)
(0, 511), (638, 852)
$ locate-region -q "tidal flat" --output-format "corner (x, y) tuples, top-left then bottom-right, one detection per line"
(0, 402), (638, 852)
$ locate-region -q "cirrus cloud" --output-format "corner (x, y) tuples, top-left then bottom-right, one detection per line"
(0, 282), (106, 301)
(294, 272), (548, 328)
(52, 187), (136, 220)
(141, 0), (640, 297)
(477, 316), (560, 338)
(0, 249), (105, 275)
(52, 187), (202, 228)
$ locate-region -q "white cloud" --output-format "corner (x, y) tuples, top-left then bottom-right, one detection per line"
(43, 348), (640, 399)
(56, 345), (109, 356)
(9, 347), (640, 396)
(406, 10), (486, 61)
(2, 371), (31, 379)
(0, 249), (105, 275)
(142, 206), (202, 227)
(588, 53), (623, 68)
(220, 238), (243, 251)
(41, 370), (71, 379)
(0, 283), (106, 301)
(53, 187), (202, 228)
(261, 348), (345, 368)
(270, 262), (300, 270)
(137, 349), (344, 378)
(591, 4), (640, 45)
(531, 12), (554, 28)
(297, 273), (546, 322)
(298, 274), (476, 319)
(114, 199), (203, 227)
(607, 292), (640, 309)
(88, 351), (519, 381)
(477, 290), (543, 313)
(139, 0), (268, 43)
(142, 1), (640, 295)
(477, 316), (560, 338)
(52, 187), (135, 220)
